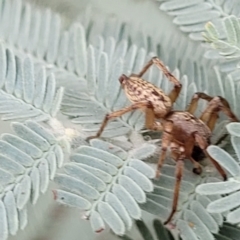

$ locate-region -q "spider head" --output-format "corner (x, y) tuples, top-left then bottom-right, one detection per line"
(119, 74), (128, 86)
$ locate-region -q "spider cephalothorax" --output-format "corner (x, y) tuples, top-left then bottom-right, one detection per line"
(87, 57), (239, 224)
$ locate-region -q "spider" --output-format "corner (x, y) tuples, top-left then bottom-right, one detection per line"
(87, 57), (239, 224)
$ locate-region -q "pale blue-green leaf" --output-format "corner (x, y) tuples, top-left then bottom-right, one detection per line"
(71, 116), (104, 124)
(105, 58), (123, 109)
(1, 0), (11, 38)
(154, 175), (194, 194)
(90, 139), (128, 160)
(17, 175), (31, 210)
(152, 186), (185, 201)
(28, 9), (41, 52)
(0, 100), (25, 113)
(207, 145), (240, 176)
(124, 167), (153, 192)
(196, 195), (223, 226)
(177, 219), (199, 240)
(112, 40), (128, 64)
(0, 44), (6, 88)
(123, 44), (137, 74)
(101, 127), (130, 138)
(12, 66), (22, 101)
(227, 122), (240, 137)
(12, 122), (51, 151)
(77, 146), (124, 167)
(98, 202), (125, 235)
(43, 73), (56, 113)
(79, 164), (112, 183)
(104, 37), (115, 64)
(2, 133), (42, 159)
(0, 200), (8, 240)
(224, 16), (237, 45)
(129, 159), (155, 179)
(4, 191), (18, 235)
(30, 167), (40, 204)
(33, 67), (46, 108)
(130, 143), (157, 160)
(132, 48), (146, 73)
(190, 201), (219, 233)
(5, 49), (16, 94)
(53, 189), (91, 210)
(86, 45), (96, 95)
(173, 11), (221, 25)
(224, 75), (236, 112)
(57, 31), (69, 68)
(25, 120), (56, 145)
(55, 174), (100, 200)
(183, 209), (214, 240)
(146, 194), (172, 209)
(0, 168), (14, 186)
(82, 121), (123, 132)
(38, 158), (49, 193)
(112, 184), (141, 219)
(231, 15), (240, 43)
(47, 151), (57, 180)
(18, 207), (27, 230)
(0, 140), (33, 167)
(54, 145), (64, 168)
(23, 56), (34, 103)
(64, 163), (106, 192)
(2, 109), (43, 121)
(73, 24), (87, 76)
(119, 175), (146, 203)
(227, 207), (240, 224)
(140, 199), (169, 220)
(37, 9), (52, 59)
(46, 14), (61, 63)
(231, 136), (240, 162)
(90, 210), (105, 233)
(93, 35), (104, 74)
(50, 87), (64, 117)
(71, 154), (118, 176)
(160, 0), (202, 11)
(105, 192), (132, 230)
(0, 155), (25, 175)
(18, 3), (31, 50)
(96, 52), (108, 103)
(196, 181), (240, 195)
(207, 192), (240, 213)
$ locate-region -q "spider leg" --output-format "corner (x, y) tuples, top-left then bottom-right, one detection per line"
(156, 121), (173, 178)
(194, 132), (227, 181)
(164, 153), (185, 225)
(130, 57), (182, 104)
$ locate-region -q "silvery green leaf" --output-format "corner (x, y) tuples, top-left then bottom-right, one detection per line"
(207, 145), (240, 176)
(2, 133), (42, 159)
(54, 145), (64, 167)
(18, 207), (27, 230)
(124, 167), (153, 192)
(207, 192), (240, 213)
(50, 87), (64, 117)
(112, 184), (141, 219)
(227, 208), (240, 224)
(119, 175), (146, 203)
(30, 167), (40, 204)
(129, 143), (157, 160)
(16, 175), (31, 210)
(3, 191), (18, 235)
(0, 168), (14, 186)
(183, 209), (214, 240)
(55, 174), (100, 200)
(0, 140), (33, 167)
(160, 0), (202, 11)
(43, 73), (56, 113)
(177, 219), (199, 240)
(0, 44), (6, 88)
(76, 146), (124, 167)
(12, 122), (51, 151)
(47, 151), (57, 180)
(53, 189), (91, 210)
(90, 210), (105, 233)
(105, 192), (132, 230)
(196, 181), (240, 195)
(129, 159), (155, 179)
(5, 49), (16, 94)
(98, 201), (125, 235)
(0, 155), (25, 175)
(227, 122), (240, 137)
(57, 31), (69, 68)
(23, 56), (34, 103)
(0, 200), (8, 240)
(38, 158), (49, 193)
(64, 163), (106, 191)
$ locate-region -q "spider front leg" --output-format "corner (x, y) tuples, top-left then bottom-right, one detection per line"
(86, 101), (162, 140)
(131, 57), (182, 104)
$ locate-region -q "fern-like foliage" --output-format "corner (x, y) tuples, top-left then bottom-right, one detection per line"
(196, 122), (240, 226)
(0, 43), (64, 121)
(0, 120), (66, 240)
(54, 138), (156, 235)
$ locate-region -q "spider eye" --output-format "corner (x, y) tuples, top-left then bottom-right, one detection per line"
(119, 74), (128, 85)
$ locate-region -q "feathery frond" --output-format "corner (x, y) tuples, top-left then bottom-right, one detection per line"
(54, 138), (155, 235)
(196, 122), (240, 226)
(0, 120), (66, 240)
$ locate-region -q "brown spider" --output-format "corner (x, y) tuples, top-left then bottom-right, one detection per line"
(87, 57), (239, 224)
